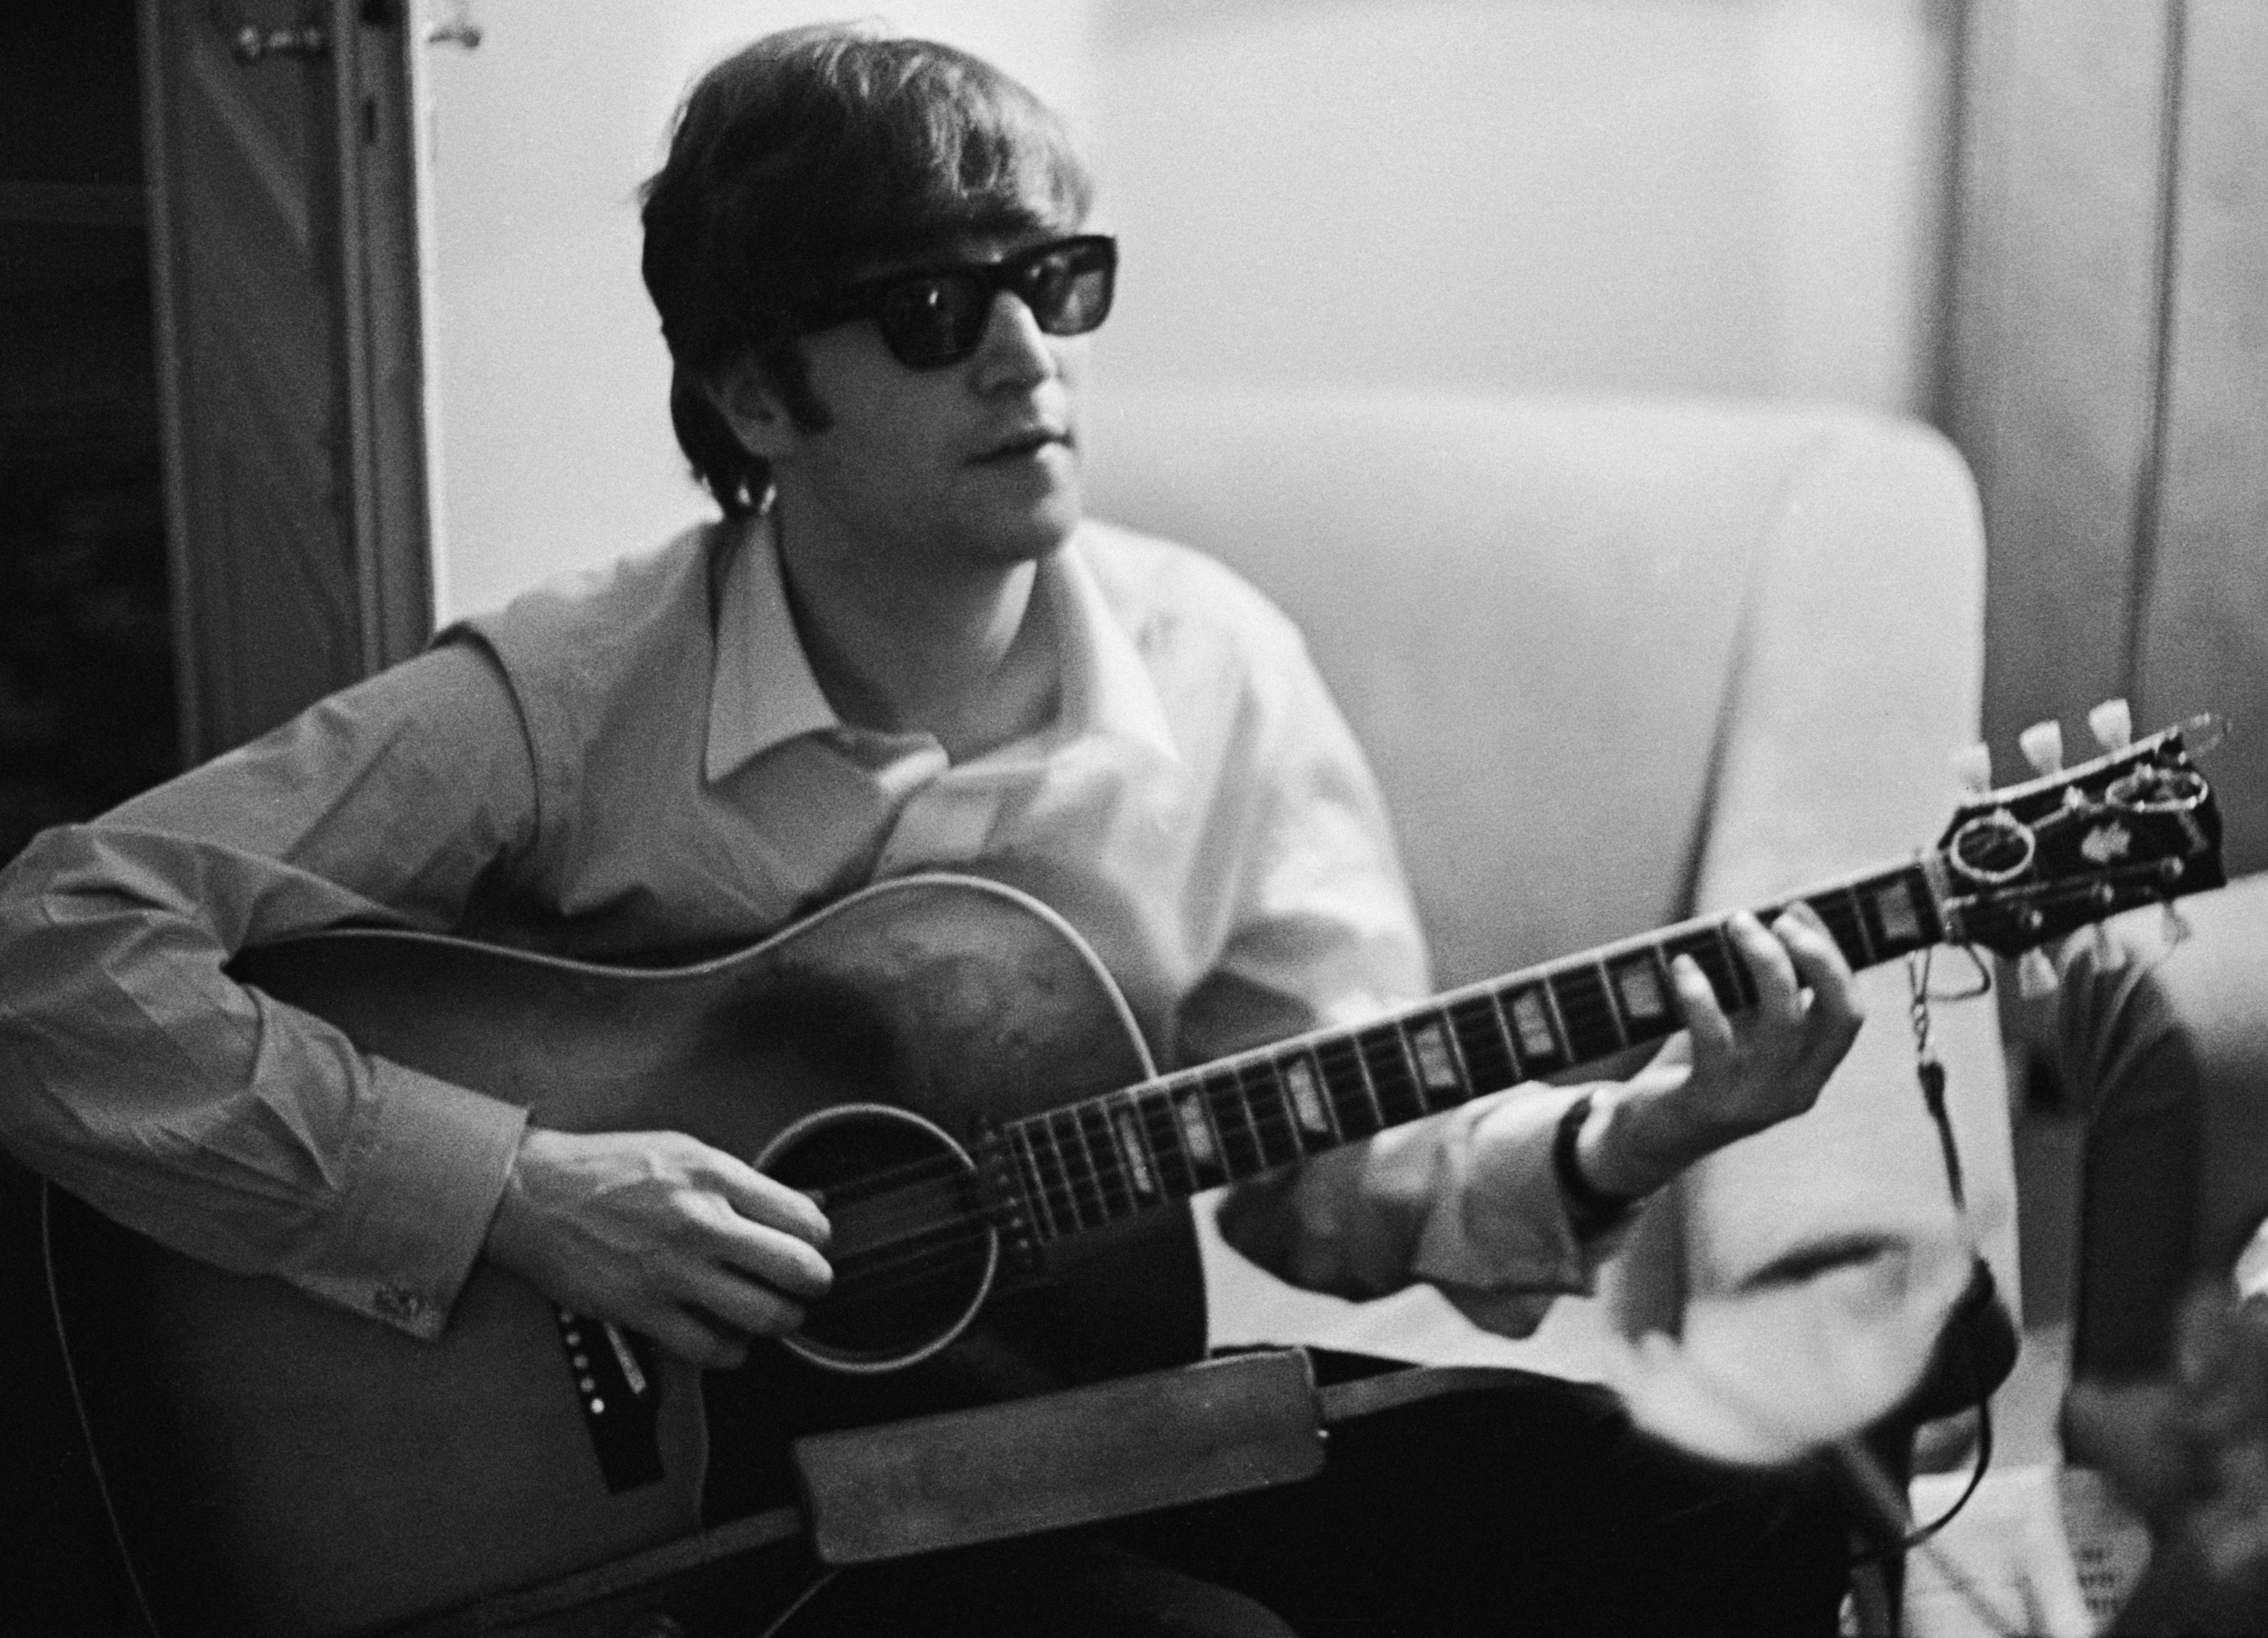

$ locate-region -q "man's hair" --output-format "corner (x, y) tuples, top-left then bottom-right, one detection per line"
(640, 24), (1096, 517)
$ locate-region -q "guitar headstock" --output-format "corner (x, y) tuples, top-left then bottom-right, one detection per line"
(1933, 711), (2226, 957)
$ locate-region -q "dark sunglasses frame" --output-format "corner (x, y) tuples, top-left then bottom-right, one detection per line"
(791, 234), (1118, 370)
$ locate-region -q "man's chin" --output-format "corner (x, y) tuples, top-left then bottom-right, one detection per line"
(971, 492), (1082, 564)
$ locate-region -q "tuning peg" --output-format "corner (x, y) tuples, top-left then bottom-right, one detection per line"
(2088, 699), (2133, 751)
(2019, 719), (2064, 776)
(2017, 947), (2061, 999)
(1949, 743), (1993, 794)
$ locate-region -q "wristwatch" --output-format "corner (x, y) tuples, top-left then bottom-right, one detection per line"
(1551, 1092), (1643, 1238)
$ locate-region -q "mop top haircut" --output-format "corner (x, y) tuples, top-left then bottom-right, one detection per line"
(641, 23), (1098, 517)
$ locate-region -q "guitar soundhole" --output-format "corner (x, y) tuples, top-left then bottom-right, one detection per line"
(761, 1105), (996, 1374)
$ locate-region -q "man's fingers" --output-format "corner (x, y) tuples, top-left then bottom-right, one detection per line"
(1726, 909), (1802, 1019)
(675, 1258), (809, 1341)
(641, 1303), (750, 1371)
(706, 1152), (832, 1250)
(1770, 904), (1866, 1047)
(1670, 955), (1734, 1060)
(706, 1208), (834, 1300)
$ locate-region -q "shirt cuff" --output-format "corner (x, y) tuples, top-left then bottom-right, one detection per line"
(1408, 1083), (1626, 1301)
(291, 1058), (528, 1340)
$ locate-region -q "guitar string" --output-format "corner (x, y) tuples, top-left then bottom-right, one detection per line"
(808, 922), (2059, 1306)
(795, 1025), (1498, 1212)
(803, 1047), (1498, 1273)
(785, 899), (1833, 1217)
(793, 908), (1898, 1285)
(797, 900), (1854, 1222)
(809, 937), (2085, 1299)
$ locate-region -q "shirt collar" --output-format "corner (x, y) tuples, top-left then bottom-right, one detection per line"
(705, 514), (1181, 785)
(1045, 531), (1182, 767)
(705, 511), (838, 783)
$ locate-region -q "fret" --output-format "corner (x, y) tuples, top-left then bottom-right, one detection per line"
(1030, 1115), (1088, 1232)
(1277, 1048), (1341, 1146)
(1357, 1024), (1425, 1124)
(1604, 949), (1677, 1044)
(1100, 1093), (1162, 1204)
(1312, 1036), (1382, 1137)
(1074, 1101), (1133, 1219)
(1047, 1107), (1105, 1229)
(1234, 1060), (1307, 1167)
(1403, 1010), (1471, 1108)
(1861, 868), (1934, 958)
(1662, 926), (1738, 1013)
(1168, 1074), (1229, 1189)
(1549, 965), (1623, 1061)
(1709, 919), (1761, 1010)
(1201, 1067), (1265, 1177)
(1008, 1123), (1065, 1242)
(1446, 993), (1520, 1092)
(1807, 887), (1873, 970)
(1500, 983), (1563, 1072)
(1135, 1083), (1199, 1197)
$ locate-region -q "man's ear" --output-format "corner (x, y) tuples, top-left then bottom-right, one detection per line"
(707, 357), (800, 462)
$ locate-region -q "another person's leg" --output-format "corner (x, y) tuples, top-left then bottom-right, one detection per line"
(2056, 912), (2208, 1379)
(1121, 1355), (1850, 1637)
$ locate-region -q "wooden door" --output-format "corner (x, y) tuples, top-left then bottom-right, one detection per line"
(140, 0), (431, 762)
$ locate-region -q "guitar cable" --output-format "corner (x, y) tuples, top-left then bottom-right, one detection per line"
(1843, 945), (2005, 1570)
(752, 1567), (842, 1638)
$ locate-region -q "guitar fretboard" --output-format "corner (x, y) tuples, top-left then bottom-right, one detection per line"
(988, 860), (1942, 1245)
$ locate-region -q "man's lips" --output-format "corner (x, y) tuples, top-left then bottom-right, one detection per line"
(970, 427), (1071, 464)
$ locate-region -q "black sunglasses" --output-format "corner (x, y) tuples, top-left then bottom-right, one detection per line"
(791, 234), (1118, 370)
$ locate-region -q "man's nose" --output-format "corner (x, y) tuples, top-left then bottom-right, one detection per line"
(971, 290), (1056, 390)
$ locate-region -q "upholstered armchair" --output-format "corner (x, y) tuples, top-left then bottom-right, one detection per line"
(1082, 386), (2022, 1400)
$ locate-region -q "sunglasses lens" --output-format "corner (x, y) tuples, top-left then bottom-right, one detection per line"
(861, 239), (1117, 367)
(877, 275), (993, 367)
(1019, 243), (1115, 337)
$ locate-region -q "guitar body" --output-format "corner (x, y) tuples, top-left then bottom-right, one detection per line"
(45, 875), (1205, 1637)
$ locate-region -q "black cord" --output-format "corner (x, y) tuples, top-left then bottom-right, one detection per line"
(1846, 1309), (1997, 1567)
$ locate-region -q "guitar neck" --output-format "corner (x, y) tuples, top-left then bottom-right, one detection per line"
(990, 858), (1945, 1247)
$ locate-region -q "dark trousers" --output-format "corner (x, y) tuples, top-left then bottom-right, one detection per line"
(771, 1354), (1852, 1637)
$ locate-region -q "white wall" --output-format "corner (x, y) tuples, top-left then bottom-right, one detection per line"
(1088, 0), (1953, 405)
(417, 2), (1098, 621)
(417, 0), (1953, 618)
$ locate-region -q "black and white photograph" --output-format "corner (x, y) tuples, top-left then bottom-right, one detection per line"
(3, 4), (2265, 1634)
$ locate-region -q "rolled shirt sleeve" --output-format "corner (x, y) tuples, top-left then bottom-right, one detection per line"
(1189, 621), (1625, 1335)
(0, 642), (537, 1339)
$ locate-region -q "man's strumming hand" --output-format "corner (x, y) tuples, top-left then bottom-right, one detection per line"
(485, 1128), (832, 1369)
(1575, 905), (1865, 1203)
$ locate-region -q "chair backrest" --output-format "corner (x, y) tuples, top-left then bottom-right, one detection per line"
(1083, 387), (1984, 985)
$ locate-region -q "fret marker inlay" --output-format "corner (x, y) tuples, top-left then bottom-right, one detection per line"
(1508, 990), (1557, 1058)
(1174, 1089), (1218, 1166)
(1874, 881), (1921, 946)
(1284, 1055), (1332, 1137)
(1612, 960), (1668, 1023)
(1113, 1108), (1157, 1198)
(1409, 1020), (1462, 1093)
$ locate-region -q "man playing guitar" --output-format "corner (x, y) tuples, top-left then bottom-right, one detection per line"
(0, 24), (1874, 1635)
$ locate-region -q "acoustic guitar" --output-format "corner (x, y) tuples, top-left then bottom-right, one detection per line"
(43, 716), (2224, 1636)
